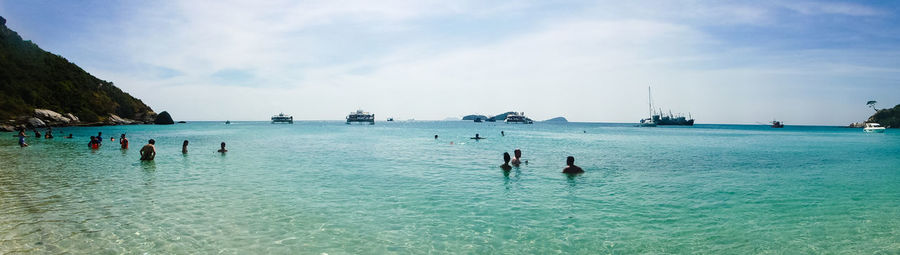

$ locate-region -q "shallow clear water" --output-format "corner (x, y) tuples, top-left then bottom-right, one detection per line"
(1, 121), (898, 254)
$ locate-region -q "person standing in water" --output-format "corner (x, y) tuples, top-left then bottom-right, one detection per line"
(45, 127), (53, 139)
(140, 139), (156, 160)
(96, 132), (103, 145)
(65, 134), (73, 139)
(182, 140), (189, 154)
(562, 156), (584, 174)
(511, 149), (524, 166)
(501, 131), (505, 136)
(434, 135), (438, 139)
(33, 129), (41, 138)
(17, 129), (28, 147)
(217, 142), (227, 153)
(119, 134), (129, 149)
(500, 152), (512, 171)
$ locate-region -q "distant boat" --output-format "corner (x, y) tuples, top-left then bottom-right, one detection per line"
(225, 120), (231, 124)
(271, 113), (293, 124)
(347, 110), (375, 125)
(771, 120), (784, 128)
(474, 117), (483, 123)
(505, 112), (534, 124)
(864, 123), (885, 133)
(387, 117), (394, 122)
(642, 86), (694, 126)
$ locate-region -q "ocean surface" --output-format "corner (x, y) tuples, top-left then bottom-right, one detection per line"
(1, 121), (898, 254)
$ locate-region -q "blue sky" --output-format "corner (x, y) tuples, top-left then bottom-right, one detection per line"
(2, 0), (899, 124)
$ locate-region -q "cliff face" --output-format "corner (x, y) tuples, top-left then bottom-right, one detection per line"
(867, 104), (900, 128)
(0, 16), (155, 124)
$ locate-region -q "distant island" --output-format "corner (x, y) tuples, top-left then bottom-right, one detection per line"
(0, 16), (157, 131)
(461, 115), (488, 121)
(543, 117), (568, 123)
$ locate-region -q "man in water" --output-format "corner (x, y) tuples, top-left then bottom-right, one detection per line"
(140, 139), (156, 160)
(65, 134), (73, 139)
(434, 135), (438, 139)
(88, 136), (97, 148)
(217, 142), (227, 153)
(182, 140), (189, 154)
(45, 127), (53, 139)
(472, 133), (484, 140)
(96, 132), (103, 145)
(511, 149), (524, 166)
(33, 129), (41, 138)
(562, 156), (584, 174)
(17, 129), (28, 147)
(501, 152), (512, 171)
(501, 131), (505, 136)
(120, 134), (129, 149)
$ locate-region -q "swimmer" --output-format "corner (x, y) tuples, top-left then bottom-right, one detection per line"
(182, 140), (189, 154)
(471, 133), (485, 140)
(434, 135), (438, 139)
(45, 127), (53, 139)
(562, 156), (584, 174)
(140, 139), (156, 161)
(119, 134), (129, 149)
(88, 136), (100, 149)
(17, 129), (28, 147)
(65, 134), (73, 139)
(501, 131), (505, 136)
(217, 142), (228, 153)
(33, 129), (41, 138)
(500, 152), (512, 171)
(96, 132), (102, 145)
(511, 149), (523, 166)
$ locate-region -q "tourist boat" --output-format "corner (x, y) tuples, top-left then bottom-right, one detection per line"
(346, 110), (375, 125)
(772, 120), (784, 128)
(643, 86), (694, 126)
(225, 120), (231, 124)
(505, 112), (534, 124)
(387, 117), (394, 122)
(271, 113), (293, 124)
(863, 123), (886, 133)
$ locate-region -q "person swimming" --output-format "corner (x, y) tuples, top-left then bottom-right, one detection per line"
(501, 131), (505, 136)
(120, 134), (129, 149)
(471, 133), (485, 140)
(33, 129), (41, 138)
(65, 134), (73, 139)
(88, 136), (100, 149)
(434, 135), (438, 139)
(96, 132), (103, 145)
(17, 129), (28, 147)
(511, 149), (526, 166)
(217, 142), (228, 153)
(44, 127), (53, 139)
(562, 156), (584, 174)
(501, 152), (512, 171)
(140, 139), (156, 161)
(182, 140), (189, 154)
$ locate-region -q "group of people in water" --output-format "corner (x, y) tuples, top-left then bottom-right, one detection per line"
(15, 128), (228, 161)
(498, 148), (583, 174)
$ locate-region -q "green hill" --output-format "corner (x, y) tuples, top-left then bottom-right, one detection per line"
(868, 104), (900, 128)
(0, 16), (154, 123)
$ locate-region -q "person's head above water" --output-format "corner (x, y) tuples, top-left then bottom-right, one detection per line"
(514, 149), (522, 158)
(98, 132), (102, 136)
(220, 142), (226, 148)
(90, 136), (95, 140)
(148, 139), (155, 145)
(503, 152), (511, 164)
(121, 134), (126, 138)
(183, 140), (189, 146)
(567, 156), (575, 166)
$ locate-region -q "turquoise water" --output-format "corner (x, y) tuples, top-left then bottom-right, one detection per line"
(1, 121), (899, 254)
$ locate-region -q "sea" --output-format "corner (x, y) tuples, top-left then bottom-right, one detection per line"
(1, 121), (898, 254)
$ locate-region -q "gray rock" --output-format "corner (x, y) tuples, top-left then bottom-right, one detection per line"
(27, 117), (46, 128)
(34, 109), (71, 124)
(0, 124), (14, 132)
(154, 111), (175, 125)
(65, 113), (80, 123)
(107, 114), (135, 125)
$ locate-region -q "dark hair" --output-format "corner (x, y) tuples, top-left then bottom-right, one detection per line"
(503, 152), (511, 163)
(221, 142), (226, 147)
(149, 139), (155, 144)
(183, 140), (189, 145)
(566, 156), (575, 165)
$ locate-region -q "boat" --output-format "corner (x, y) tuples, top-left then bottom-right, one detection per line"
(474, 117), (483, 123)
(771, 120), (784, 128)
(271, 113), (293, 124)
(639, 86), (657, 127)
(643, 86), (694, 126)
(505, 112), (534, 124)
(225, 120), (231, 124)
(346, 110), (375, 125)
(387, 117), (394, 122)
(863, 123), (886, 133)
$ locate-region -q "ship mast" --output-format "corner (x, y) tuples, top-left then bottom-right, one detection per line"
(647, 85), (653, 117)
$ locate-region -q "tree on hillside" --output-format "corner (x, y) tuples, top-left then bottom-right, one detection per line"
(867, 100), (878, 112)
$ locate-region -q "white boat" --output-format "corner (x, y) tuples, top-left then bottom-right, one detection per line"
(863, 123), (886, 133)
(505, 112), (534, 124)
(640, 86), (657, 127)
(346, 110), (375, 125)
(271, 113), (293, 124)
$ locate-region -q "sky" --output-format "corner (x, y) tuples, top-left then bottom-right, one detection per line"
(2, 0), (899, 124)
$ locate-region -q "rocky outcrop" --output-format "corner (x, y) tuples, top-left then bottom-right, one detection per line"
(462, 115), (489, 121)
(27, 117), (46, 128)
(65, 113), (79, 123)
(154, 111), (174, 125)
(107, 114), (136, 125)
(543, 117), (568, 123)
(34, 109), (72, 124)
(0, 124), (14, 132)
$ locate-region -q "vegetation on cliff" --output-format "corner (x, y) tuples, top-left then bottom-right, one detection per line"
(0, 16), (154, 123)
(868, 104), (900, 128)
